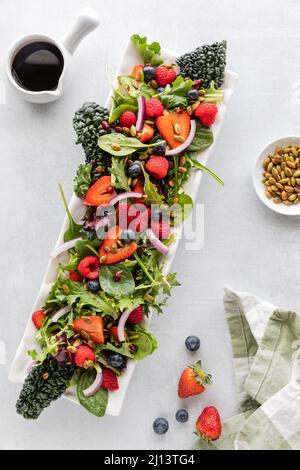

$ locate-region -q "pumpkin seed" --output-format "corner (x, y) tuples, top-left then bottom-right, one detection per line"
(104, 246), (110, 253)
(150, 79), (158, 89)
(179, 156), (186, 166)
(285, 167), (293, 177)
(73, 339), (82, 348)
(284, 186), (294, 194)
(111, 143), (121, 151)
(191, 101), (200, 112)
(292, 147), (298, 156)
(265, 191), (272, 199)
(267, 162), (273, 172)
(287, 160), (296, 169)
(272, 197), (281, 204)
(293, 170), (300, 178)
(67, 346), (77, 354)
(130, 125), (137, 137)
(174, 135), (185, 143)
(100, 255), (108, 263)
(84, 360), (94, 369)
(281, 191), (288, 200)
(174, 123), (181, 135)
(289, 194), (297, 201)
(283, 200), (293, 206)
(178, 166), (187, 173)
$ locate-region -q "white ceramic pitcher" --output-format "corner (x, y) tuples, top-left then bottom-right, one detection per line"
(5, 8), (100, 103)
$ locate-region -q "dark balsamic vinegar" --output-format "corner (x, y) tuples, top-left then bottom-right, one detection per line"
(12, 41), (64, 92)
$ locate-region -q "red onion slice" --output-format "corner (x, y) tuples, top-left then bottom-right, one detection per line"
(108, 192), (143, 207)
(165, 120), (197, 156)
(136, 95), (146, 132)
(146, 229), (169, 256)
(117, 308), (137, 342)
(51, 238), (82, 258)
(83, 367), (103, 397)
(51, 305), (72, 323)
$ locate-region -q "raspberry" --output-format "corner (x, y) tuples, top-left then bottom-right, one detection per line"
(155, 67), (177, 87)
(102, 369), (119, 391)
(127, 305), (144, 325)
(151, 220), (171, 240)
(69, 270), (83, 282)
(74, 345), (95, 368)
(145, 156), (169, 180)
(194, 103), (218, 127)
(119, 111), (137, 128)
(146, 98), (164, 118)
(77, 256), (100, 280)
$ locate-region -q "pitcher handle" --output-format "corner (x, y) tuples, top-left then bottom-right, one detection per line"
(60, 8), (100, 55)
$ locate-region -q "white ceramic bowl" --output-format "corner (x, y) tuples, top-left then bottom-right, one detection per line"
(253, 136), (300, 216)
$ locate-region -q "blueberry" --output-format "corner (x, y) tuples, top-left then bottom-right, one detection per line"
(157, 87), (165, 93)
(152, 144), (166, 156)
(188, 89), (199, 100)
(153, 417), (169, 435)
(143, 65), (156, 81)
(175, 409), (189, 423)
(121, 228), (136, 243)
(107, 353), (124, 368)
(87, 280), (100, 292)
(185, 335), (201, 351)
(128, 162), (142, 178)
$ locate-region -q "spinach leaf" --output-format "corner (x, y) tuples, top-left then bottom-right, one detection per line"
(58, 184), (82, 242)
(128, 325), (158, 360)
(171, 193), (193, 224)
(160, 94), (188, 109)
(101, 341), (135, 359)
(158, 76), (193, 109)
(75, 238), (101, 258)
(98, 133), (162, 157)
(77, 369), (108, 417)
(142, 167), (165, 205)
(73, 163), (92, 198)
(99, 265), (135, 298)
(131, 34), (163, 66)
(109, 158), (130, 191)
(186, 121), (214, 157)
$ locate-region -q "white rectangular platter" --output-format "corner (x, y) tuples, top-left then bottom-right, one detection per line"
(9, 40), (238, 416)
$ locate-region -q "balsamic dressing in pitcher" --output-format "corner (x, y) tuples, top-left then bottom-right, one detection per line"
(12, 41), (64, 92)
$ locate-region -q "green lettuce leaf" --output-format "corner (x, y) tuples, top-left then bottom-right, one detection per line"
(131, 34), (163, 66)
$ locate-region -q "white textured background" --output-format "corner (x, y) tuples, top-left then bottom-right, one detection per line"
(1, 0), (300, 450)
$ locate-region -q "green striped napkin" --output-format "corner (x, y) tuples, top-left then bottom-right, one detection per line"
(194, 286), (300, 450)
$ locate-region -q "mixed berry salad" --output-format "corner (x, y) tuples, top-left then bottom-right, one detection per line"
(16, 35), (227, 419)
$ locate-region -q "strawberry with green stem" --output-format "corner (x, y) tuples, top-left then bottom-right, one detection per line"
(178, 360), (212, 398)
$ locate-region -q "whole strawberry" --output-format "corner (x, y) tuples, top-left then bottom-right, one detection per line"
(194, 103), (218, 127)
(155, 66), (177, 87)
(195, 406), (221, 441)
(145, 156), (169, 179)
(146, 98), (164, 118)
(178, 360), (212, 398)
(119, 111), (137, 128)
(74, 344), (95, 368)
(102, 369), (119, 391)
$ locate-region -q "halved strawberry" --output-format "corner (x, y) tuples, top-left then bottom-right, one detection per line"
(32, 309), (46, 329)
(72, 315), (104, 344)
(131, 64), (144, 81)
(156, 111), (191, 149)
(84, 176), (116, 206)
(99, 225), (137, 264)
(139, 123), (154, 143)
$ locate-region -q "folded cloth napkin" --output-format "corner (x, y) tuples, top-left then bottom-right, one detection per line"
(194, 286), (300, 450)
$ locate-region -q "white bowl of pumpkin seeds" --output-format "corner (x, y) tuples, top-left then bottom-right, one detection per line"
(253, 136), (300, 216)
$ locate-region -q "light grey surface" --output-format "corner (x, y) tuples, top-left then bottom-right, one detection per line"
(1, 0), (300, 450)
